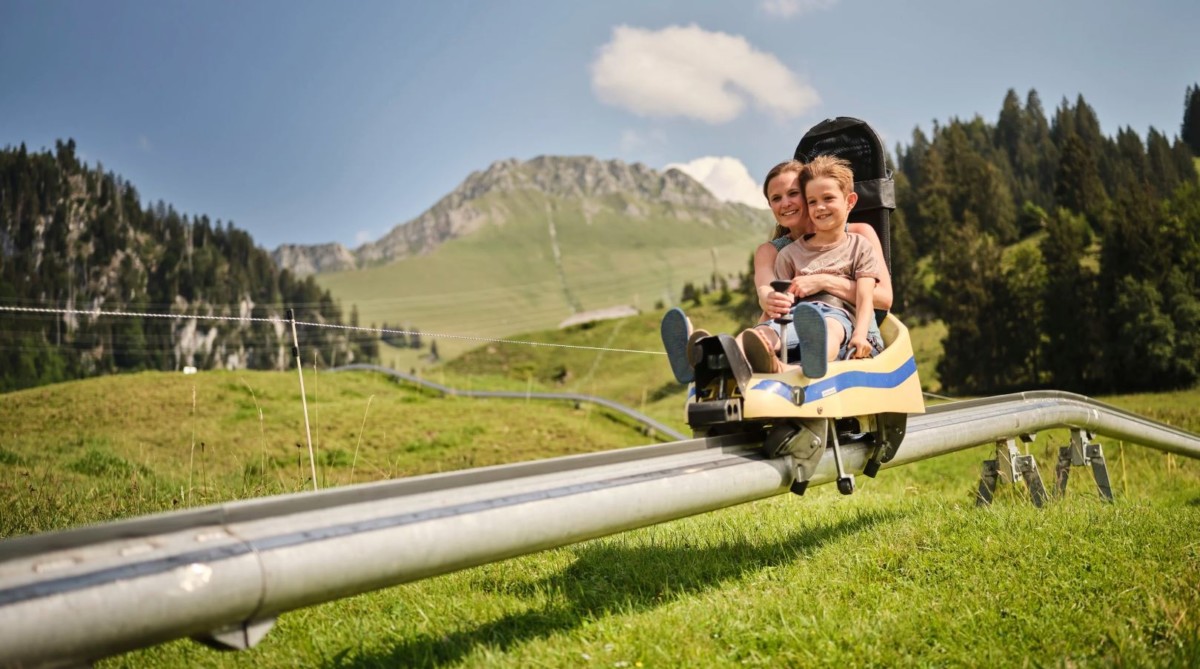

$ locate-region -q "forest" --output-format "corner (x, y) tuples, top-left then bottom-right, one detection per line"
(0, 140), (377, 391)
(884, 86), (1200, 395)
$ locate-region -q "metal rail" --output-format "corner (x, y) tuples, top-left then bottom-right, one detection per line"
(332, 363), (688, 441)
(1, 391), (1198, 667)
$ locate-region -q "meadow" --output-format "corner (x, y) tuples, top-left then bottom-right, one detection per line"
(1, 308), (1199, 667)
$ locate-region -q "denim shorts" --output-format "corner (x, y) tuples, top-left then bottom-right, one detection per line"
(761, 301), (885, 363)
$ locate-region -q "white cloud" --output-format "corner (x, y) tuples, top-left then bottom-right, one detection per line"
(354, 229), (374, 245)
(591, 24), (820, 124)
(137, 135), (153, 152)
(760, 0), (839, 19)
(666, 156), (768, 209)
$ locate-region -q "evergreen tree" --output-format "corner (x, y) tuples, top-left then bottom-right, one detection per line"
(1039, 208), (1102, 390)
(1024, 90), (1058, 208)
(1113, 127), (1148, 186)
(1146, 128), (1181, 197)
(913, 144), (954, 253)
(888, 171), (921, 315)
(1054, 133), (1108, 221)
(999, 245), (1045, 387)
(1183, 83), (1200, 156)
(932, 223), (1008, 393)
(994, 89), (1024, 165)
(1173, 138), (1199, 184)
(1108, 276), (1176, 391)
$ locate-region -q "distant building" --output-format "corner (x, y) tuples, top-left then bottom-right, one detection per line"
(558, 305), (639, 329)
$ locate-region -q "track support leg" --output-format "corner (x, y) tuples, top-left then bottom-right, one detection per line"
(976, 435), (1044, 507)
(194, 617), (277, 651)
(1054, 429), (1114, 502)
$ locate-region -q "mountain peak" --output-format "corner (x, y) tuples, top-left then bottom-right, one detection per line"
(275, 155), (746, 275)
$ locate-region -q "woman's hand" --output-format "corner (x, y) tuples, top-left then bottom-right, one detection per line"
(757, 284), (794, 320)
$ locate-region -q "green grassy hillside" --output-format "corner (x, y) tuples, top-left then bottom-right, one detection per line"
(0, 367), (667, 536)
(1, 351), (1198, 666)
(316, 190), (769, 367)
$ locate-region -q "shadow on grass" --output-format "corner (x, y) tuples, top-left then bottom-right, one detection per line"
(646, 381), (686, 404)
(336, 508), (900, 668)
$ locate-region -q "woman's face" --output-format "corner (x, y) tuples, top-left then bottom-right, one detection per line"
(766, 170), (805, 233)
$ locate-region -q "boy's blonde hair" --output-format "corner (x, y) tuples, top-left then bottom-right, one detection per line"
(762, 159), (805, 241)
(800, 155), (855, 197)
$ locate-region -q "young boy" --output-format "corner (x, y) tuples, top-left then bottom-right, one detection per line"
(739, 155), (884, 378)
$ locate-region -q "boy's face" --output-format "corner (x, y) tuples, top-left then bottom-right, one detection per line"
(804, 176), (857, 234)
(765, 171), (805, 232)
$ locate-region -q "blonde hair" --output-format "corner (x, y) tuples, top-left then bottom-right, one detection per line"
(799, 154), (855, 197)
(762, 159), (805, 241)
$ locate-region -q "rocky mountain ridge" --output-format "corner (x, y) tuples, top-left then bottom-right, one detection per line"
(272, 155), (752, 275)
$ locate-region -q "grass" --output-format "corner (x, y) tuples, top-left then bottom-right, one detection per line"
(2, 309), (1199, 667)
(89, 430), (1200, 668)
(0, 368), (659, 536)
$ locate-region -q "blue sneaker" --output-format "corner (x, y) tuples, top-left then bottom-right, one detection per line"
(660, 307), (694, 383)
(793, 303), (828, 378)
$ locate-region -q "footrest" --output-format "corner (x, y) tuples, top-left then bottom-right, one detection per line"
(687, 399), (743, 427)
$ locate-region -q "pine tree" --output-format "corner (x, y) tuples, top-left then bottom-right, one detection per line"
(1039, 208), (1102, 390)
(1108, 276), (1176, 391)
(999, 245), (1045, 387)
(932, 223), (1007, 393)
(1054, 133), (1108, 220)
(1146, 128), (1181, 197)
(1024, 90), (1058, 207)
(1183, 83), (1200, 156)
(995, 89), (1024, 164)
(913, 144), (954, 253)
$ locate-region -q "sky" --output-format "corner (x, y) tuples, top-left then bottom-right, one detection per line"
(2, 0), (1197, 250)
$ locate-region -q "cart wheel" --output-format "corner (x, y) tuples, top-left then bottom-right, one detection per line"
(837, 475), (856, 495)
(764, 423), (799, 458)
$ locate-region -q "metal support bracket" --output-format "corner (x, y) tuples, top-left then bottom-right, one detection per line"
(977, 435), (1045, 507)
(193, 617), (277, 651)
(1054, 429), (1114, 502)
(862, 412), (909, 477)
(829, 422), (855, 495)
(765, 419), (826, 496)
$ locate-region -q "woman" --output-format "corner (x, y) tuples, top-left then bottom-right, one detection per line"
(661, 160), (892, 383)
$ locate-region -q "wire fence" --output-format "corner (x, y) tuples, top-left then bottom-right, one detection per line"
(0, 304), (668, 357)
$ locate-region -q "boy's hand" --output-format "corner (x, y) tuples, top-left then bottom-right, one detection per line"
(847, 332), (871, 359)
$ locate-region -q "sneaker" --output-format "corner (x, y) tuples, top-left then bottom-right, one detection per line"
(793, 304), (828, 378)
(660, 307), (694, 383)
(739, 327), (783, 374)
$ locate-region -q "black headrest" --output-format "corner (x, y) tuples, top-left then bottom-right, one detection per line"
(795, 117), (894, 212)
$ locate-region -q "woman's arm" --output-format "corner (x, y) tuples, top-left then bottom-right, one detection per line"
(754, 242), (793, 319)
(786, 224), (893, 311)
(853, 223), (893, 311)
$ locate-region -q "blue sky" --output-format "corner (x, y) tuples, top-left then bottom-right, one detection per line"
(2, 0), (1197, 250)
